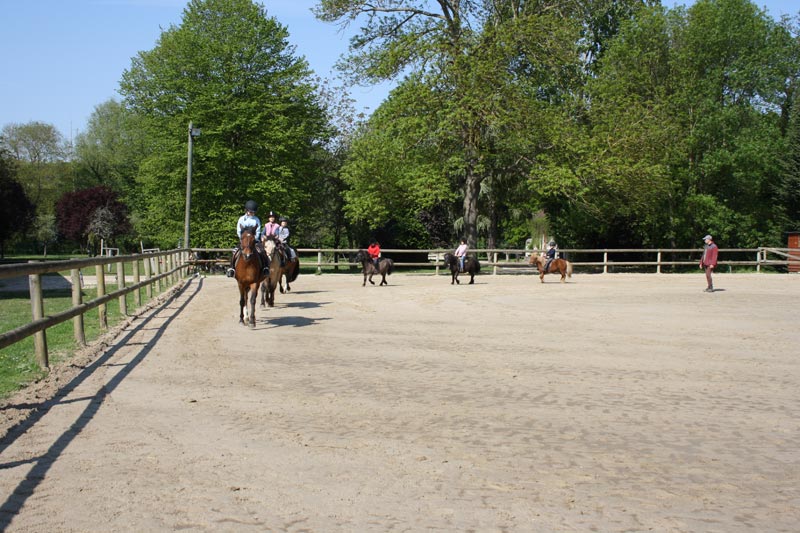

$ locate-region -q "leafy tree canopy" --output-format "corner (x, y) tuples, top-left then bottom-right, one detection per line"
(119, 0), (330, 248)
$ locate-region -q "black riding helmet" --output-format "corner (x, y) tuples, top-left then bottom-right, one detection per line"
(279, 216), (288, 223)
(245, 200), (258, 212)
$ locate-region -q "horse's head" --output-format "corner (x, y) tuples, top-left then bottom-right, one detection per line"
(355, 250), (367, 263)
(443, 253), (455, 268)
(528, 254), (542, 267)
(263, 234), (276, 255)
(240, 226), (257, 255)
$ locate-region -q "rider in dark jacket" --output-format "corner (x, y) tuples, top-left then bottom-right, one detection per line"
(544, 241), (557, 273)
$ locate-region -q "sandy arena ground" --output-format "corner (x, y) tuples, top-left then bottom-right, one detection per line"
(0, 271), (798, 532)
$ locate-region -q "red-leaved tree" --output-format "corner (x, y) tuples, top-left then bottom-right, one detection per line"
(56, 186), (131, 252)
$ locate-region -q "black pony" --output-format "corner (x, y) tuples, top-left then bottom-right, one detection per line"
(443, 253), (480, 285)
(354, 249), (393, 286)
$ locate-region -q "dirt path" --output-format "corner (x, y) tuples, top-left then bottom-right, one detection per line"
(1, 273), (798, 532)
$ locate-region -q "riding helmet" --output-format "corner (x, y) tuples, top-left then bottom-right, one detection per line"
(245, 200), (258, 212)
(267, 211), (276, 218)
(549, 240), (556, 246)
(279, 216), (288, 223)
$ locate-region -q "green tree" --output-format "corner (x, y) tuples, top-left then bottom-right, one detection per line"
(0, 121), (72, 214)
(119, 0), (329, 248)
(73, 100), (147, 197)
(0, 148), (35, 257)
(317, 0), (581, 247)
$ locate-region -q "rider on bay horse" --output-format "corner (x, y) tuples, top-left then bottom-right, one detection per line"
(226, 200), (269, 278)
(544, 240), (558, 273)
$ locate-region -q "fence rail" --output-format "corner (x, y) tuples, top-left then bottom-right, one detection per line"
(189, 246), (800, 275)
(0, 249), (191, 369)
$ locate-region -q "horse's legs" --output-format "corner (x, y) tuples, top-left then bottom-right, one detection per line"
(362, 272), (367, 287)
(239, 289), (246, 324)
(248, 284), (258, 328)
(469, 272), (475, 284)
(540, 273), (545, 283)
(260, 280), (267, 308)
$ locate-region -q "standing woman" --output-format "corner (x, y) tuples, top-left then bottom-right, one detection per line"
(700, 234), (718, 292)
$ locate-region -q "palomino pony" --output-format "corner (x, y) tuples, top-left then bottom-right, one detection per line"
(529, 254), (573, 283)
(234, 226), (267, 327)
(354, 249), (393, 286)
(442, 252), (480, 285)
(259, 235), (285, 308)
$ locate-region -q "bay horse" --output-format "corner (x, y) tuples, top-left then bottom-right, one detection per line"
(234, 226), (267, 327)
(529, 254), (573, 283)
(259, 235), (285, 308)
(354, 249), (393, 286)
(442, 252), (480, 285)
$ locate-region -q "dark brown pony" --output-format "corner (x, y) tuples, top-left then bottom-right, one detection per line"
(234, 226), (267, 327)
(354, 249), (393, 286)
(442, 252), (480, 285)
(529, 254), (573, 283)
(260, 235), (284, 308)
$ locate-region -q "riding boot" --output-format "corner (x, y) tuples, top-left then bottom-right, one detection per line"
(227, 249), (237, 278)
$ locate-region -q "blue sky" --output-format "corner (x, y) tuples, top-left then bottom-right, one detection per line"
(0, 0), (796, 141)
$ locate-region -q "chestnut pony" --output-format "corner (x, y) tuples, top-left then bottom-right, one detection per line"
(234, 226), (267, 327)
(529, 254), (573, 283)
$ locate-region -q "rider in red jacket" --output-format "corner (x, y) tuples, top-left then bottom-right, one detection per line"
(367, 240), (381, 268)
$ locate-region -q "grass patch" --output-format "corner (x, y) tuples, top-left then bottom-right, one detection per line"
(0, 282), (167, 400)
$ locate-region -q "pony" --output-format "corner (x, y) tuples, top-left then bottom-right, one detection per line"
(234, 226), (267, 327)
(442, 252), (480, 285)
(529, 253), (573, 283)
(354, 249), (393, 286)
(259, 234), (286, 308)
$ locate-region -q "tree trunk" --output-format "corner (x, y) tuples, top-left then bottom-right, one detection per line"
(462, 169), (481, 248)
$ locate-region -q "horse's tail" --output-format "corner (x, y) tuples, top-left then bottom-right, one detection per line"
(567, 260), (573, 278)
(386, 259), (394, 275)
(474, 258), (481, 273)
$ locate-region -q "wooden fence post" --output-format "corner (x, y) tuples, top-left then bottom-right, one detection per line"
(144, 256), (153, 299)
(71, 268), (85, 346)
(28, 263), (48, 369)
(317, 251), (323, 275)
(96, 264), (107, 329)
(603, 251), (608, 274)
(117, 260), (127, 316)
(657, 251), (662, 274)
(133, 259), (141, 308)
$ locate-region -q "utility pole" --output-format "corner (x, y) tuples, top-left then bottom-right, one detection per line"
(185, 122), (200, 249)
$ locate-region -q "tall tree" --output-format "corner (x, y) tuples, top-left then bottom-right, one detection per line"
(316, 0), (580, 247)
(119, 0), (329, 248)
(73, 99), (147, 197)
(0, 148), (35, 257)
(0, 121), (70, 210)
(55, 186), (131, 253)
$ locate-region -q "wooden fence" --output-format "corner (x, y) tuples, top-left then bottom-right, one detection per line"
(2, 246), (798, 370)
(0, 250), (190, 369)
(190, 246), (800, 275)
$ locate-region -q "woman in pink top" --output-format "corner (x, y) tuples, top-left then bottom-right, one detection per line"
(454, 238), (469, 272)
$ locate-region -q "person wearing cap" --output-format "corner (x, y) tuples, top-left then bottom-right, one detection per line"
(699, 234), (718, 292)
(263, 211), (280, 238)
(227, 200), (268, 278)
(276, 216), (294, 265)
(544, 240), (558, 273)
